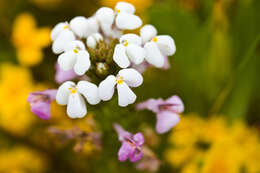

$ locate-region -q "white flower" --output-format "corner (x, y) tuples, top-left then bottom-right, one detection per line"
(70, 16), (99, 38)
(51, 22), (76, 54)
(113, 34), (146, 68)
(56, 81), (100, 118)
(95, 2), (142, 37)
(115, 2), (142, 30)
(99, 68), (143, 107)
(141, 25), (176, 68)
(69, 16), (88, 38)
(95, 7), (115, 37)
(86, 33), (103, 49)
(58, 40), (91, 75)
(85, 17), (100, 37)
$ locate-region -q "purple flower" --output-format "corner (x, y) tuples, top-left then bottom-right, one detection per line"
(55, 63), (77, 84)
(114, 123), (144, 162)
(136, 95), (184, 134)
(27, 89), (57, 120)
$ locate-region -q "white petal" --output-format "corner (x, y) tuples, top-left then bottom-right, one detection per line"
(93, 33), (103, 42)
(98, 75), (116, 101)
(140, 24), (157, 44)
(77, 81), (101, 105)
(51, 22), (67, 41)
(96, 7), (115, 36)
(74, 50), (91, 75)
(96, 7), (114, 24)
(58, 50), (77, 71)
(86, 33), (103, 49)
(67, 92), (87, 118)
(126, 44), (145, 65)
(52, 30), (75, 54)
(118, 68), (143, 87)
(85, 17), (99, 37)
(116, 12), (142, 30)
(144, 42), (164, 68)
(117, 82), (136, 107)
(113, 44), (130, 68)
(101, 23), (114, 36)
(64, 40), (85, 52)
(70, 16), (87, 38)
(115, 2), (135, 14)
(56, 81), (75, 105)
(87, 35), (97, 49)
(120, 34), (142, 46)
(156, 35), (176, 56)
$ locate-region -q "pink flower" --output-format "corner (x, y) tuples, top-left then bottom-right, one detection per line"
(114, 123), (144, 162)
(27, 89), (57, 120)
(55, 63), (77, 84)
(136, 95), (184, 134)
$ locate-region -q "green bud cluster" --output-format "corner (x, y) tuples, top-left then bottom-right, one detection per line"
(86, 38), (120, 83)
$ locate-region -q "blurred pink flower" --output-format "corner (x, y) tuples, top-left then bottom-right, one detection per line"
(27, 89), (57, 120)
(136, 95), (184, 134)
(114, 123), (144, 162)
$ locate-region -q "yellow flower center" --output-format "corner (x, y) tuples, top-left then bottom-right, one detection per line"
(73, 49), (78, 54)
(123, 40), (128, 47)
(116, 76), (124, 85)
(116, 9), (121, 13)
(73, 47), (79, 54)
(64, 25), (69, 29)
(69, 87), (77, 94)
(152, 37), (158, 42)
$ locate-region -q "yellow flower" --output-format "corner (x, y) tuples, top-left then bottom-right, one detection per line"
(12, 13), (51, 66)
(52, 113), (95, 133)
(0, 63), (36, 135)
(0, 146), (47, 173)
(166, 114), (260, 173)
(101, 0), (153, 12)
(81, 141), (96, 154)
(182, 162), (200, 173)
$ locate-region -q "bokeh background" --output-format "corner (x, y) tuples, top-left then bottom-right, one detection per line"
(0, 0), (259, 172)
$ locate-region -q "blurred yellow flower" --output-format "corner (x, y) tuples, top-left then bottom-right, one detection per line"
(101, 0), (153, 12)
(166, 114), (260, 173)
(0, 63), (36, 135)
(0, 146), (46, 173)
(12, 13), (51, 66)
(48, 113), (100, 155)
(54, 114), (94, 133)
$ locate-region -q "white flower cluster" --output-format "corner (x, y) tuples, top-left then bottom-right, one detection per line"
(52, 2), (176, 118)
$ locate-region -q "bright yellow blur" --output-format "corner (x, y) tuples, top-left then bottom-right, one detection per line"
(0, 63), (36, 135)
(12, 13), (51, 66)
(0, 146), (46, 173)
(166, 115), (260, 173)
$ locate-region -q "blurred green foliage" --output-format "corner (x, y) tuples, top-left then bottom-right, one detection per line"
(148, 0), (260, 121)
